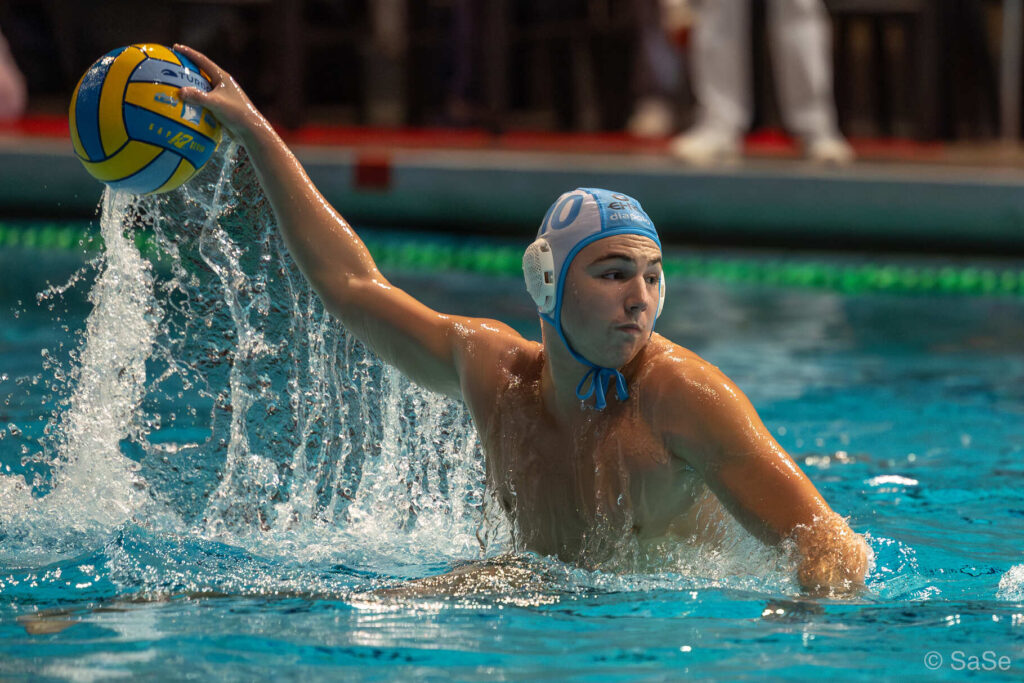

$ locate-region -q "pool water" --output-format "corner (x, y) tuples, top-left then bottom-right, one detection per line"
(1, 150), (1023, 680)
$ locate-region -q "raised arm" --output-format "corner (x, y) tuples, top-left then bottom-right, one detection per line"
(174, 45), (513, 398)
(654, 355), (869, 594)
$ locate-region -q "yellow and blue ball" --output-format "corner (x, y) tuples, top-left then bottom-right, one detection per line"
(69, 43), (222, 195)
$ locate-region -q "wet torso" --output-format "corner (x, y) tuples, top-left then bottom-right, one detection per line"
(462, 338), (714, 565)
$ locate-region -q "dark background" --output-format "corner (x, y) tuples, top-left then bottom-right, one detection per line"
(0, 0), (1011, 140)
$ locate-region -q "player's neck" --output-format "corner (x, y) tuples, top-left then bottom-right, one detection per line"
(539, 322), (610, 421)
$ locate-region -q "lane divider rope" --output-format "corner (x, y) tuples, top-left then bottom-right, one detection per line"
(2, 222), (1023, 297)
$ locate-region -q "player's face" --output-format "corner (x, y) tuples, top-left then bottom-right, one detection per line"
(561, 235), (662, 369)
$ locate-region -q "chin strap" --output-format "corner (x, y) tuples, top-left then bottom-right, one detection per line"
(543, 311), (630, 410)
(575, 366), (629, 410)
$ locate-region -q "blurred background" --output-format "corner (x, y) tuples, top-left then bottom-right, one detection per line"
(1, 0), (1023, 253)
(0, 0), (1018, 138)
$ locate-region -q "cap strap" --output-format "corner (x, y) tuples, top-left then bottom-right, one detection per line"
(542, 311), (632, 411)
(575, 366), (630, 411)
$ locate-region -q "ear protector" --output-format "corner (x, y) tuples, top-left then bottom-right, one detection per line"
(523, 237), (556, 313)
(523, 237), (665, 318)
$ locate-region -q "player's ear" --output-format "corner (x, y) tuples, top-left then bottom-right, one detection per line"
(656, 271), (665, 318)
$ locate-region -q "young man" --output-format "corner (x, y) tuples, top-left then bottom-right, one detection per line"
(176, 45), (869, 594)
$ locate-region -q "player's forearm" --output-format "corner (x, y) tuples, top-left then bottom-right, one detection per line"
(235, 120), (381, 294)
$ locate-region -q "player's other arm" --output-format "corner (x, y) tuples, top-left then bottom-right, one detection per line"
(174, 45), (510, 398)
(655, 357), (870, 594)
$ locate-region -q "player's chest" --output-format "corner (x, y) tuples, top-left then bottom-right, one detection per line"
(485, 399), (677, 510)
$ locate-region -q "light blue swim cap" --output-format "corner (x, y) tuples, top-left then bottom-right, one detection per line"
(523, 188), (663, 410)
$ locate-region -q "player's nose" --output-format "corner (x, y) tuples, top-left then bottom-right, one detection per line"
(625, 275), (649, 313)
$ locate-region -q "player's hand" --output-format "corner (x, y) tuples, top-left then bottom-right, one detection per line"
(794, 521), (870, 596)
(173, 44), (267, 144)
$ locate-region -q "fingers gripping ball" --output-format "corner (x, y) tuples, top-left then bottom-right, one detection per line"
(69, 43), (222, 195)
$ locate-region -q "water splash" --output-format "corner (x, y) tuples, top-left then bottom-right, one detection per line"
(1, 144), (491, 584)
(0, 190), (159, 565)
(996, 564), (1024, 600)
(141, 144), (492, 569)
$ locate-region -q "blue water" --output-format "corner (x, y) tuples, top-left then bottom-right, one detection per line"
(1, 150), (1022, 680)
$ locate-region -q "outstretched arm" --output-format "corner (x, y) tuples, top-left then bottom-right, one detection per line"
(175, 45), (513, 398)
(655, 356), (870, 594)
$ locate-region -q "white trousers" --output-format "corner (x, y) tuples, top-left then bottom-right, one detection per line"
(691, 0), (841, 140)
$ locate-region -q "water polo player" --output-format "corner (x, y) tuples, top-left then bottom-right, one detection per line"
(175, 45), (869, 594)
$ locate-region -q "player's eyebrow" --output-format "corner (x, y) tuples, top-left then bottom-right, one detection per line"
(589, 253), (662, 266)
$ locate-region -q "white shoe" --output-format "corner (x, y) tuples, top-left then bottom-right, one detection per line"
(669, 127), (741, 166)
(627, 98), (674, 139)
(806, 136), (855, 165)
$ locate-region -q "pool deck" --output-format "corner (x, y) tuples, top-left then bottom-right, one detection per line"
(3, 118), (1024, 253)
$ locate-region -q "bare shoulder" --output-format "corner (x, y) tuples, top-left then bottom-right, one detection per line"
(635, 335), (756, 448)
(448, 316), (536, 365)
(636, 335), (736, 409)
(449, 316), (542, 402)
